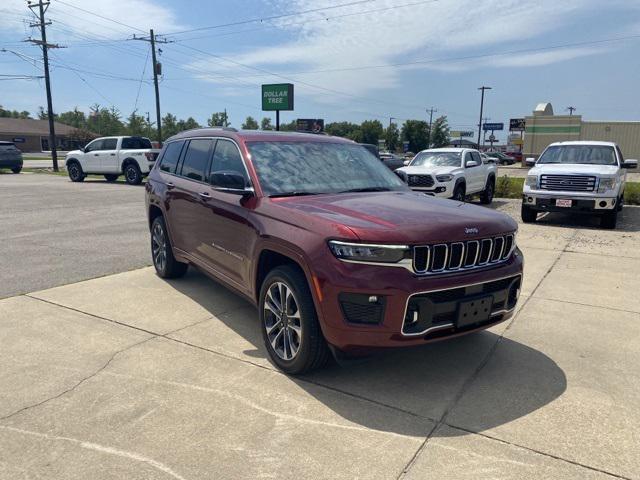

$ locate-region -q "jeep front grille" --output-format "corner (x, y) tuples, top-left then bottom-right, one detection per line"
(407, 174), (434, 188)
(539, 174), (596, 192)
(413, 234), (515, 275)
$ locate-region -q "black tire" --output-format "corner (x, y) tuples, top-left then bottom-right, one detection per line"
(11, 166), (22, 174)
(521, 204), (537, 223)
(452, 183), (466, 202)
(150, 216), (188, 278)
(67, 161), (85, 182)
(617, 193), (624, 212)
(104, 174), (119, 182)
(259, 265), (329, 374)
(601, 210), (618, 229)
(480, 177), (495, 204)
(123, 162), (142, 185)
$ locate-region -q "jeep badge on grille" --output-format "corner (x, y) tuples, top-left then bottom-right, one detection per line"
(465, 227), (479, 235)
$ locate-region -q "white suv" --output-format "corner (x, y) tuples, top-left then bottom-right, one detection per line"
(522, 141), (637, 229)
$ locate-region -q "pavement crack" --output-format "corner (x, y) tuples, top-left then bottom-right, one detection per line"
(0, 337), (153, 423)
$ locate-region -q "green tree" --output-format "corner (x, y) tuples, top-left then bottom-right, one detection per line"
(85, 104), (124, 136)
(401, 120), (429, 152)
(178, 117), (201, 131)
(125, 111), (149, 136)
(359, 120), (384, 146)
(58, 107), (86, 129)
(279, 120), (297, 131)
(385, 122), (400, 152)
(260, 117), (273, 130)
(242, 116), (259, 130)
(37, 106), (58, 121)
(162, 113), (178, 139)
(429, 115), (450, 148)
(325, 121), (360, 139)
(207, 111), (229, 127)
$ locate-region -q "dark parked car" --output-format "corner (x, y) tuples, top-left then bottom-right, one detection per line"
(146, 129), (523, 374)
(359, 143), (379, 159)
(486, 151), (516, 165)
(379, 151), (405, 170)
(0, 141), (23, 173)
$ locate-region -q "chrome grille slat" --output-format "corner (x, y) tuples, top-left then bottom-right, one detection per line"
(412, 235), (514, 275)
(539, 174), (596, 192)
(407, 174), (435, 187)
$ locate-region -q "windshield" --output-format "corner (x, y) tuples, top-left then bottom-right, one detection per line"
(410, 152), (461, 167)
(246, 141), (407, 196)
(538, 145), (617, 165)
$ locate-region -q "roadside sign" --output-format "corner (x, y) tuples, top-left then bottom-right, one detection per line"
(261, 83), (294, 111)
(511, 138), (524, 146)
(402, 141), (410, 153)
(450, 130), (474, 138)
(378, 139), (386, 149)
(12, 137), (26, 143)
(483, 123), (504, 131)
(509, 118), (526, 131)
(296, 118), (324, 133)
(489, 134), (496, 142)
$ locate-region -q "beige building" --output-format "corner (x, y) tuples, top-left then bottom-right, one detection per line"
(0, 118), (81, 153)
(523, 103), (640, 160)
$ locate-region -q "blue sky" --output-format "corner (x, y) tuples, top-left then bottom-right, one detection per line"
(1, 0), (639, 142)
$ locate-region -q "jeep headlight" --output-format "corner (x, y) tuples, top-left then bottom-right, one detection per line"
(597, 177), (616, 193)
(328, 241), (409, 263)
(436, 174), (453, 182)
(525, 175), (537, 188)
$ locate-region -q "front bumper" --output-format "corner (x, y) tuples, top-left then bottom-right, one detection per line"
(408, 183), (452, 197)
(314, 248), (524, 352)
(522, 192), (617, 212)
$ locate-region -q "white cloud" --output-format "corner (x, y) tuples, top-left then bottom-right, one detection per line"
(185, 0), (625, 100)
(0, 0), (181, 40)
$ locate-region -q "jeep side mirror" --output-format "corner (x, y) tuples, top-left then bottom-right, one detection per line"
(210, 171), (253, 194)
(622, 159), (638, 169)
(403, 160), (410, 166)
(525, 157), (536, 167)
(465, 160), (479, 168)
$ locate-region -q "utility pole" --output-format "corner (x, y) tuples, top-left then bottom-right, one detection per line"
(27, 0), (63, 171)
(133, 30), (170, 144)
(426, 107), (437, 148)
(477, 86), (492, 150)
(566, 106), (576, 116)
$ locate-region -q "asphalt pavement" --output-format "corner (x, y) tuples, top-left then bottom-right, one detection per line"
(0, 172), (150, 298)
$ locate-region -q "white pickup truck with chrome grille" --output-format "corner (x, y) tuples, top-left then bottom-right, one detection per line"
(522, 141), (637, 229)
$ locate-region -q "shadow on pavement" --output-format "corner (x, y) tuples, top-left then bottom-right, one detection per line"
(166, 269), (567, 438)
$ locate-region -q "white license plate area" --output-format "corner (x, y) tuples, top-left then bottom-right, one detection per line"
(555, 199), (572, 208)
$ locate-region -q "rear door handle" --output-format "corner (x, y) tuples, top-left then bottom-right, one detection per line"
(199, 192), (211, 199)
(94, 153), (99, 156)
(110, 153), (115, 156)
(166, 182), (175, 189)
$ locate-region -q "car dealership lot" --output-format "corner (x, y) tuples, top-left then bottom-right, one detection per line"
(1, 175), (639, 479)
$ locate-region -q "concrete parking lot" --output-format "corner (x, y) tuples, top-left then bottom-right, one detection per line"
(1, 174), (639, 479)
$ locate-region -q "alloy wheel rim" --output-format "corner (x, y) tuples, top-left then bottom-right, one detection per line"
(126, 167), (136, 182)
(70, 165), (78, 179)
(263, 281), (302, 361)
(151, 223), (167, 272)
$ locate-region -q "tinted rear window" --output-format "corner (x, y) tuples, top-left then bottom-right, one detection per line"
(0, 143), (17, 151)
(122, 137), (152, 149)
(180, 139), (213, 181)
(159, 141), (184, 173)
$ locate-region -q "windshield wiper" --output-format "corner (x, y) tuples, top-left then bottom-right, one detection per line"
(339, 187), (392, 193)
(269, 191), (320, 198)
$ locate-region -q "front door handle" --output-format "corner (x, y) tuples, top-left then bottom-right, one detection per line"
(166, 182), (175, 190)
(94, 153), (99, 156)
(199, 192), (211, 199)
(110, 153), (115, 156)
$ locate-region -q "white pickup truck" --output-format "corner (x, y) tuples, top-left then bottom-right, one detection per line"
(395, 148), (497, 204)
(65, 136), (160, 185)
(522, 141), (637, 229)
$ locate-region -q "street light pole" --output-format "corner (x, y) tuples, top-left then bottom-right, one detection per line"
(477, 86), (492, 150)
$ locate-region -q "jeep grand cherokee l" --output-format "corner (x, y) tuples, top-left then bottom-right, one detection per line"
(145, 128), (523, 374)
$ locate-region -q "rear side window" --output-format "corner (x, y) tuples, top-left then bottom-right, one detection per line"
(180, 139), (213, 181)
(122, 137), (152, 149)
(0, 143), (17, 151)
(159, 141), (184, 173)
(210, 140), (247, 179)
(101, 138), (118, 150)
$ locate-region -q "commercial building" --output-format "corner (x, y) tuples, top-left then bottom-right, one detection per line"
(0, 118), (83, 153)
(523, 103), (640, 160)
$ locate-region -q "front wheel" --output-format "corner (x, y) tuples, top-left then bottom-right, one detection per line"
(67, 161), (85, 182)
(260, 266), (329, 374)
(124, 163), (142, 185)
(480, 179), (494, 204)
(452, 184), (466, 202)
(151, 216), (188, 278)
(11, 166), (22, 174)
(521, 204), (537, 223)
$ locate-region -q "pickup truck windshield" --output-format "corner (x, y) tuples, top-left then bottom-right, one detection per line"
(538, 145), (617, 165)
(247, 141), (407, 196)
(410, 152), (461, 167)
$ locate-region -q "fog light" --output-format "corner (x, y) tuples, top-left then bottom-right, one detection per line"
(599, 201), (607, 208)
(528, 197), (534, 203)
(368, 295), (378, 303)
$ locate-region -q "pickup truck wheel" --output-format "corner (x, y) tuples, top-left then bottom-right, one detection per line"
(260, 266), (329, 374)
(124, 163), (142, 185)
(521, 204), (537, 223)
(11, 166), (22, 174)
(601, 210), (618, 229)
(480, 179), (494, 204)
(617, 194), (624, 212)
(452, 184), (466, 202)
(151, 216), (188, 278)
(67, 161), (85, 182)
(104, 174), (119, 182)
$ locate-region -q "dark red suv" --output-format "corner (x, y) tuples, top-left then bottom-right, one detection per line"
(146, 128), (523, 374)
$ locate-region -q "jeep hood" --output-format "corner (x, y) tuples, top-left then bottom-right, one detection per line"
(268, 191), (516, 243)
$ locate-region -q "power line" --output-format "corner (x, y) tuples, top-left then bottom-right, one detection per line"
(55, 0), (146, 33)
(134, 48), (150, 113)
(163, 0), (377, 37)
